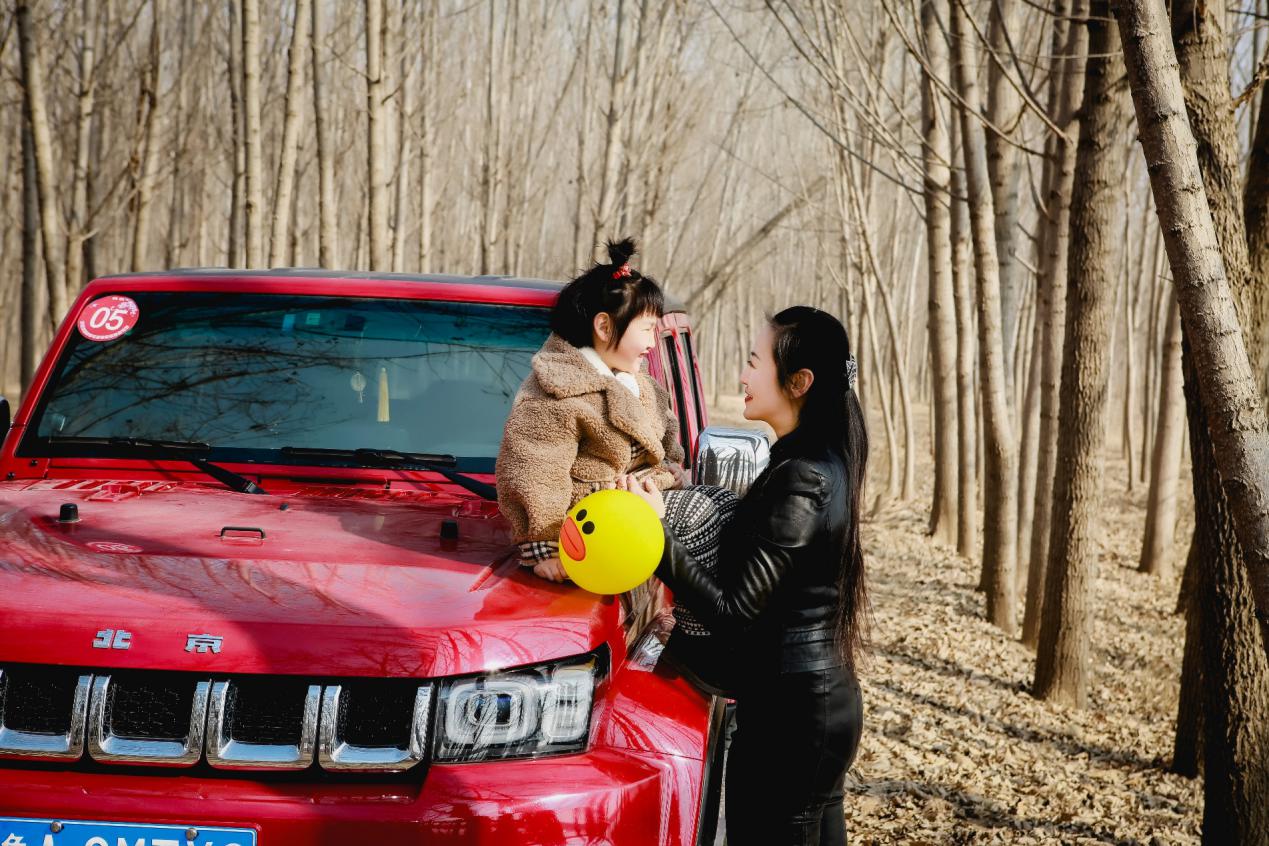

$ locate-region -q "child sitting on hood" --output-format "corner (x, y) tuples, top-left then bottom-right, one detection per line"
(496, 238), (740, 695)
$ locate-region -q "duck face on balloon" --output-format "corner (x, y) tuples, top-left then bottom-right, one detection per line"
(558, 487), (665, 595)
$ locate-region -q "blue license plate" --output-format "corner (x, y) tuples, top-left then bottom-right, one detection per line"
(0, 818), (256, 846)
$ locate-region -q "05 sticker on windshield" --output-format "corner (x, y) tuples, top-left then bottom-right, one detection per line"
(77, 295), (140, 342)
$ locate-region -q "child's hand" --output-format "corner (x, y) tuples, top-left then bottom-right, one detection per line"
(532, 556), (570, 583)
(617, 473), (666, 518)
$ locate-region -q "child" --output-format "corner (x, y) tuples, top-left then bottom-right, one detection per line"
(497, 239), (738, 692)
(497, 238), (687, 580)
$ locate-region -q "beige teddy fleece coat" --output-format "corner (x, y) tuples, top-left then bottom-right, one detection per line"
(496, 333), (686, 546)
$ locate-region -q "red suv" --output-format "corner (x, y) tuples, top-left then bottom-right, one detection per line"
(0, 270), (738, 846)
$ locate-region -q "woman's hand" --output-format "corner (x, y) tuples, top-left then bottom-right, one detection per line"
(664, 462), (689, 490)
(532, 556), (570, 583)
(617, 473), (666, 518)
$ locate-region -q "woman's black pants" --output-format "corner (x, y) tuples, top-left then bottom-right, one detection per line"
(724, 665), (864, 845)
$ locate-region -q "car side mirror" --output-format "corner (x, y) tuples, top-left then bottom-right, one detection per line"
(692, 426), (770, 497)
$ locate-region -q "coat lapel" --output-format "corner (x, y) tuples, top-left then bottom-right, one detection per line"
(531, 334), (664, 461)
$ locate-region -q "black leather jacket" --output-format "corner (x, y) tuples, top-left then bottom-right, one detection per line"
(657, 426), (850, 677)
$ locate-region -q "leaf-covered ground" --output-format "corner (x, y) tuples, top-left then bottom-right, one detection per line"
(708, 397), (1201, 844)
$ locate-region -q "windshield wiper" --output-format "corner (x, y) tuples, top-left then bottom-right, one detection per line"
(49, 436), (268, 495)
(280, 446), (497, 500)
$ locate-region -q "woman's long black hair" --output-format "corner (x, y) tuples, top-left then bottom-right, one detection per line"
(769, 306), (870, 668)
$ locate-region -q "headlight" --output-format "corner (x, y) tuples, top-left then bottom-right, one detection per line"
(433, 649), (606, 762)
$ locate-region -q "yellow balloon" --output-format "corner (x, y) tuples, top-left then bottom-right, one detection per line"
(559, 489), (665, 595)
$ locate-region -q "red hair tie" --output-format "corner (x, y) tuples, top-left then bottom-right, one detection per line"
(612, 263), (632, 279)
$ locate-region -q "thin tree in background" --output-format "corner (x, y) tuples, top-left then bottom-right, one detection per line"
(594, 0), (629, 250)
(16, 0), (67, 326)
(920, 0), (958, 546)
(478, 0), (501, 274)
(392, 4), (414, 275)
(1021, 0), (1089, 649)
(984, 0), (1022, 395)
(949, 135), (978, 561)
(226, 0), (244, 268)
(1138, 288), (1184, 579)
(365, 0), (389, 272)
(240, 0), (264, 267)
(66, 0), (97, 293)
(1033, 0), (1127, 707)
(130, 3), (161, 272)
(269, 0), (310, 268)
(416, 3), (436, 272)
(19, 122), (44, 391)
(310, 0), (337, 269)
(949, 0), (1017, 632)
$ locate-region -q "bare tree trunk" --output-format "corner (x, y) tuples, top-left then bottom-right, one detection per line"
(1121, 222), (1139, 490)
(130, 4), (161, 272)
(20, 122), (45, 394)
(416, 3), (435, 272)
(1114, 0), (1269, 658)
(269, 0), (310, 268)
(985, 0), (1023, 396)
(82, 0), (111, 282)
(65, 0), (97, 293)
(950, 0), (1018, 631)
(310, 0), (337, 268)
(1139, 288), (1184, 577)
(1172, 539), (1203, 777)
(844, 166), (915, 500)
(1247, 36), (1269, 382)
(1033, 0), (1127, 707)
(365, 0), (389, 271)
(226, 0), (244, 267)
(1123, 0), (1269, 837)
(16, 0), (68, 327)
(593, 0), (629, 247)
(950, 145), (978, 561)
(241, 0), (263, 267)
(861, 272), (901, 499)
(921, 0), (958, 545)
(1015, 281), (1043, 599)
(391, 4), (413, 275)
(1022, 0), (1088, 649)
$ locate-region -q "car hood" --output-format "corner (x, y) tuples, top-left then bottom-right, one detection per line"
(0, 479), (610, 679)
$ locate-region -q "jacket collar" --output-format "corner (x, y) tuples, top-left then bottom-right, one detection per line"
(771, 424), (816, 460)
(531, 333), (663, 458)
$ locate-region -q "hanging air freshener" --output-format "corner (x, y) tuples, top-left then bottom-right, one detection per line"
(377, 365), (391, 423)
(350, 370), (367, 404)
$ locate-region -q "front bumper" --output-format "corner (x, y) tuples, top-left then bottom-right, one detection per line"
(0, 743), (707, 845)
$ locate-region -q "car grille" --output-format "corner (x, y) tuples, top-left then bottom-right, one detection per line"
(107, 672), (193, 740)
(2, 666), (78, 735)
(0, 664), (432, 774)
(226, 678), (310, 746)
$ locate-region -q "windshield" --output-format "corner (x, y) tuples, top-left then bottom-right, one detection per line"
(23, 292), (552, 472)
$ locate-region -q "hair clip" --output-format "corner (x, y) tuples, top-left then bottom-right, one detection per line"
(844, 356), (858, 391)
(612, 263), (632, 279)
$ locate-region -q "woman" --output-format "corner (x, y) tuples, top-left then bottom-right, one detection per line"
(620, 305), (868, 845)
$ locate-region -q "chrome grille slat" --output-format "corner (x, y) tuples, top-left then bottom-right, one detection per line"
(206, 680), (320, 770)
(87, 675), (210, 766)
(0, 668), (91, 761)
(318, 683), (432, 772)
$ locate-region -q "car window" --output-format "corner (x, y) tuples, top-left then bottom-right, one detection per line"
(680, 329), (706, 431)
(25, 293), (552, 472)
(661, 332), (692, 469)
